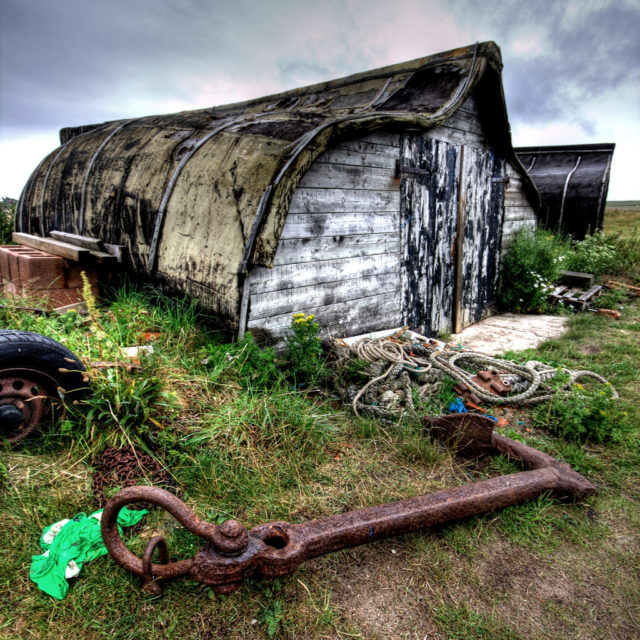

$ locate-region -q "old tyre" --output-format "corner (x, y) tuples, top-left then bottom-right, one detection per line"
(0, 330), (87, 444)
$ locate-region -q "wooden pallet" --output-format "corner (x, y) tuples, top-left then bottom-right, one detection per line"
(548, 284), (602, 309)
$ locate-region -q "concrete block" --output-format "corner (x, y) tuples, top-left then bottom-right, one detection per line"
(0, 246), (10, 280)
(7, 247), (26, 281)
(4, 246), (49, 284)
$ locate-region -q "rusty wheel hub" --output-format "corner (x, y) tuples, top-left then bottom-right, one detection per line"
(0, 368), (59, 443)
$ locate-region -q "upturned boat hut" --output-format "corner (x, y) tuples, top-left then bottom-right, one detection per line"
(515, 143), (615, 239)
(17, 41), (539, 341)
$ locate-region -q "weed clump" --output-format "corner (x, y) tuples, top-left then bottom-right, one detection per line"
(49, 285), (187, 448)
(64, 362), (179, 447)
(286, 313), (328, 385)
(203, 334), (280, 389)
(533, 381), (625, 443)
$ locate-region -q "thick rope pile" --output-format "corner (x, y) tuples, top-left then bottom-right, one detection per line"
(335, 335), (617, 422)
(430, 350), (617, 405)
(349, 338), (441, 418)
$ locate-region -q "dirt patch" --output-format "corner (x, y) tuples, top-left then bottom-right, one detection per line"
(580, 344), (602, 354)
(455, 538), (640, 639)
(306, 541), (446, 639)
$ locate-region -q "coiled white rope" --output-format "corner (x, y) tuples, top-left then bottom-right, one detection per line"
(344, 337), (617, 418)
(350, 338), (435, 417)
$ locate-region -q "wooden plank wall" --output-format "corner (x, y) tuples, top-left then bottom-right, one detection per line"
(425, 94), (536, 255)
(246, 92), (537, 342)
(425, 95), (488, 148)
(247, 132), (402, 340)
(459, 148), (505, 327)
(502, 162), (537, 250)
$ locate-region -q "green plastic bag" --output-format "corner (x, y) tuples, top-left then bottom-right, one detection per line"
(30, 507), (147, 600)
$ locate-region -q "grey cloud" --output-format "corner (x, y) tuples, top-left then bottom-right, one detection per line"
(278, 61), (332, 87)
(2, 0), (638, 197)
(449, 0), (640, 133)
(0, 0), (269, 130)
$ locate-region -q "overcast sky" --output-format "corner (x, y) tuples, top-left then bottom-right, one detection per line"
(1, 0), (638, 199)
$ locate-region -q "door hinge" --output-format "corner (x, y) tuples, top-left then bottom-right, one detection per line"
(395, 159), (431, 178)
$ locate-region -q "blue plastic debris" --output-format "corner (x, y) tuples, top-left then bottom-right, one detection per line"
(448, 398), (467, 414)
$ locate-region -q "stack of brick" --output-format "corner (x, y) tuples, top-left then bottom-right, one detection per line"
(0, 245), (99, 309)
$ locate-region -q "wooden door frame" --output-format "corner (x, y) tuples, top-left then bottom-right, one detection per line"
(453, 145), (466, 334)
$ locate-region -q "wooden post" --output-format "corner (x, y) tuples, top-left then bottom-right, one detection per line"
(453, 146), (465, 333)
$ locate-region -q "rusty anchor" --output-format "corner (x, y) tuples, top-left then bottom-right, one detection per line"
(101, 415), (595, 595)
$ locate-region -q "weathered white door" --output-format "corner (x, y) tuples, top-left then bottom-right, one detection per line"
(400, 134), (505, 336)
(400, 135), (459, 335)
(457, 148), (506, 328)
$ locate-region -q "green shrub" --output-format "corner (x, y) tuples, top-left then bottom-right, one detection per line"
(0, 197), (16, 244)
(564, 231), (617, 275)
(64, 358), (179, 446)
(499, 228), (567, 312)
(532, 381), (625, 443)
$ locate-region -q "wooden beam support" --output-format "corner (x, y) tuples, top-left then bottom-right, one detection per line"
(558, 270), (594, 288)
(12, 232), (117, 264)
(12, 232), (89, 262)
(49, 230), (105, 251)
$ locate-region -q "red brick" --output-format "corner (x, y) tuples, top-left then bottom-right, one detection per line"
(3, 281), (23, 301)
(0, 247), (10, 281)
(38, 286), (101, 309)
(3, 281), (18, 295)
(36, 289), (84, 308)
(17, 285), (101, 310)
(18, 252), (66, 289)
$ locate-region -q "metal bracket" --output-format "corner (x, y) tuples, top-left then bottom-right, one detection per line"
(395, 159), (431, 178)
(102, 414), (595, 595)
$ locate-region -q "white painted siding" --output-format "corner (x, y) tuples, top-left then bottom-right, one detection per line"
(501, 162), (537, 251)
(246, 131), (403, 341)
